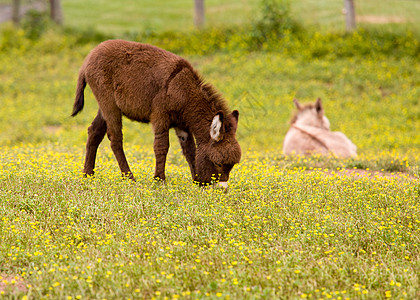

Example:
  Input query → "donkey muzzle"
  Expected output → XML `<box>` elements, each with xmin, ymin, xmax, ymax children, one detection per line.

<box><xmin>218</xmin><ymin>181</ymin><xmax>228</xmax><ymax>189</ymax></box>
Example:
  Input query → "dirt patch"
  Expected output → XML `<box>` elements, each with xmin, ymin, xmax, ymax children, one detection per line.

<box><xmin>0</xmin><ymin>273</ymin><xmax>27</xmax><ymax>294</ymax></box>
<box><xmin>43</xmin><ymin>125</ymin><xmax>62</xmax><ymax>134</ymax></box>
<box><xmin>357</xmin><ymin>15</ymin><xmax>407</xmax><ymax>24</ymax></box>
<box><xmin>319</xmin><ymin>168</ymin><xmax>417</xmax><ymax>181</ymax></box>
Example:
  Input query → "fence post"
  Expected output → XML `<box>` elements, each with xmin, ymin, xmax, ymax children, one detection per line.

<box><xmin>194</xmin><ymin>0</ymin><xmax>205</xmax><ymax>29</ymax></box>
<box><xmin>344</xmin><ymin>0</ymin><xmax>356</xmax><ymax>31</ymax></box>
<box><xmin>12</xmin><ymin>0</ymin><xmax>21</xmax><ymax>24</ymax></box>
<box><xmin>50</xmin><ymin>0</ymin><xmax>63</xmax><ymax>25</ymax></box>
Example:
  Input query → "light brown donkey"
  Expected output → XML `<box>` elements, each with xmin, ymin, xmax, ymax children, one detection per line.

<box><xmin>72</xmin><ymin>40</ymin><xmax>241</xmax><ymax>187</ymax></box>
<box><xmin>283</xmin><ymin>98</ymin><xmax>357</xmax><ymax>158</ymax></box>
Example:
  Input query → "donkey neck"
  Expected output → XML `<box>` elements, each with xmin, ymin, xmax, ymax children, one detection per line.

<box><xmin>294</xmin><ymin>110</ymin><xmax>330</xmax><ymax>129</ymax></box>
<box><xmin>292</xmin><ymin>124</ymin><xmax>329</xmax><ymax>151</ymax></box>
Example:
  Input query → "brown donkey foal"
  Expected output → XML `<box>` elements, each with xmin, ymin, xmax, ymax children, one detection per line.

<box><xmin>71</xmin><ymin>40</ymin><xmax>241</xmax><ymax>187</ymax></box>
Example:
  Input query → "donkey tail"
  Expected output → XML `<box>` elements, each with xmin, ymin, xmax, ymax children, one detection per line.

<box><xmin>71</xmin><ymin>70</ymin><xmax>87</xmax><ymax>117</ymax></box>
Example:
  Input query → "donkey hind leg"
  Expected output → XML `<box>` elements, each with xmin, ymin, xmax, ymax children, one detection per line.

<box><xmin>83</xmin><ymin>110</ymin><xmax>107</xmax><ymax>177</ymax></box>
<box><xmin>101</xmin><ymin>106</ymin><xmax>135</xmax><ymax>181</ymax></box>
<box><xmin>175</xmin><ymin>128</ymin><xmax>196</xmax><ymax>180</ymax></box>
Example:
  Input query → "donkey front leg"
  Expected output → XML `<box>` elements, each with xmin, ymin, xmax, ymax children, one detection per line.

<box><xmin>108</xmin><ymin>134</ymin><xmax>135</xmax><ymax>180</ymax></box>
<box><xmin>153</xmin><ymin>131</ymin><xmax>170</xmax><ymax>181</ymax></box>
<box><xmin>83</xmin><ymin>110</ymin><xmax>107</xmax><ymax>177</ymax></box>
<box><xmin>175</xmin><ymin>128</ymin><xmax>196</xmax><ymax>180</ymax></box>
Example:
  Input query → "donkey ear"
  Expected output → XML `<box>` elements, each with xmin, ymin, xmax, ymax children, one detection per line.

<box><xmin>210</xmin><ymin>111</ymin><xmax>224</xmax><ymax>142</ymax></box>
<box><xmin>231</xmin><ymin>110</ymin><xmax>239</xmax><ymax>122</ymax></box>
<box><xmin>315</xmin><ymin>98</ymin><xmax>323</xmax><ymax>115</ymax></box>
<box><xmin>293</xmin><ymin>99</ymin><xmax>302</xmax><ymax>110</ymax></box>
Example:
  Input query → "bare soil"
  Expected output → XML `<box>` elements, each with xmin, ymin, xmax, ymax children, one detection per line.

<box><xmin>0</xmin><ymin>274</ymin><xmax>27</xmax><ymax>293</ymax></box>
<box><xmin>0</xmin><ymin>1</ymin><xmax>45</xmax><ymax>23</ymax></box>
<box><xmin>357</xmin><ymin>15</ymin><xmax>407</xmax><ymax>24</ymax></box>
<box><xmin>319</xmin><ymin>168</ymin><xmax>418</xmax><ymax>181</ymax></box>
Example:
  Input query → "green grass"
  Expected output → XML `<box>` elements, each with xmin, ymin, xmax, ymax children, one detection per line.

<box><xmin>61</xmin><ymin>0</ymin><xmax>259</xmax><ymax>35</ymax></box>
<box><xmin>1</xmin><ymin>145</ymin><xmax>419</xmax><ymax>299</ymax></box>
<box><xmin>1</xmin><ymin>28</ymin><xmax>419</xmax><ymax>156</ymax></box>
<box><xmin>0</xmin><ymin>1</ymin><xmax>420</xmax><ymax>299</ymax></box>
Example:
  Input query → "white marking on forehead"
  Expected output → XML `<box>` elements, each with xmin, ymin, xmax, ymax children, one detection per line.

<box><xmin>210</xmin><ymin>115</ymin><xmax>222</xmax><ymax>141</ymax></box>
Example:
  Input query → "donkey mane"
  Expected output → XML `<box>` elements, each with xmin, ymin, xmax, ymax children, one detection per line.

<box><xmin>200</xmin><ymin>82</ymin><xmax>229</xmax><ymax>116</ymax></box>
<box><xmin>167</xmin><ymin>58</ymin><xmax>229</xmax><ymax>119</ymax></box>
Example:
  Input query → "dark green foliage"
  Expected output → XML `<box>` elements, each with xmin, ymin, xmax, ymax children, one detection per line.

<box><xmin>2</xmin><ymin>23</ymin><xmax>418</xmax><ymax>61</ymax></box>
<box><xmin>62</xmin><ymin>27</ymin><xmax>112</xmax><ymax>46</ymax></box>
<box><xmin>21</xmin><ymin>9</ymin><xmax>51</xmax><ymax>40</ymax></box>
<box><xmin>250</xmin><ymin>0</ymin><xmax>293</xmax><ymax>45</ymax></box>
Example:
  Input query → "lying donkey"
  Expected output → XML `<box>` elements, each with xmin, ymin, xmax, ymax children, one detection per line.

<box><xmin>283</xmin><ymin>98</ymin><xmax>357</xmax><ymax>158</ymax></box>
<box><xmin>72</xmin><ymin>40</ymin><xmax>241</xmax><ymax>187</ymax></box>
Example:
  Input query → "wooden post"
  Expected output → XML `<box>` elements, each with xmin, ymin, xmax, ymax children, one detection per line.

<box><xmin>344</xmin><ymin>0</ymin><xmax>356</xmax><ymax>31</ymax></box>
<box><xmin>50</xmin><ymin>0</ymin><xmax>63</xmax><ymax>25</ymax></box>
<box><xmin>194</xmin><ymin>0</ymin><xmax>205</xmax><ymax>29</ymax></box>
<box><xmin>12</xmin><ymin>0</ymin><xmax>21</xmax><ymax>24</ymax></box>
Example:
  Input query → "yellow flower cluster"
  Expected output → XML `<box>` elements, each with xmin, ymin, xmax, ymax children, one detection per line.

<box><xmin>0</xmin><ymin>144</ymin><xmax>418</xmax><ymax>299</ymax></box>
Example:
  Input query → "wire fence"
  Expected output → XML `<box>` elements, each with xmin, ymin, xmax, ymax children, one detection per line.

<box><xmin>0</xmin><ymin>1</ymin><xmax>419</xmax><ymax>31</ymax></box>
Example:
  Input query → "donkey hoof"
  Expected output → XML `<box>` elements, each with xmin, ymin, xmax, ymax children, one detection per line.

<box><xmin>153</xmin><ymin>176</ymin><xmax>166</xmax><ymax>183</ymax></box>
<box><xmin>122</xmin><ymin>172</ymin><xmax>136</xmax><ymax>182</ymax></box>
<box><xmin>83</xmin><ymin>172</ymin><xmax>95</xmax><ymax>179</ymax></box>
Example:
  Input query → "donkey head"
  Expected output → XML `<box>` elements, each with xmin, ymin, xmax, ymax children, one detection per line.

<box><xmin>195</xmin><ymin>110</ymin><xmax>241</xmax><ymax>187</ymax></box>
<box><xmin>293</xmin><ymin>98</ymin><xmax>330</xmax><ymax>130</ymax></box>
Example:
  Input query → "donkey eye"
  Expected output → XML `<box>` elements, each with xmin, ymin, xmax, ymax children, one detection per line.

<box><xmin>215</xmin><ymin>163</ymin><xmax>222</xmax><ymax>168</ymax></box>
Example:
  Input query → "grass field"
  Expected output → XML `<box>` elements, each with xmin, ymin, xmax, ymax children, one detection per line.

<box><xmin>1</xmin><ymin>1</ymin><xmax>420</xmax><ymax>299</ymax></box>
<box><xmin>60</xmin><ymin>0</ymin><xmax>420</xmax><ymax>34</ymax></box>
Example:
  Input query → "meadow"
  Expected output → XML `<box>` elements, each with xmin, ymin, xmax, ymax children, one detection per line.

<box><xmin>0</xmin><ymin>0</ymin><xmax>419</xmax><ymax>299</ymax></box>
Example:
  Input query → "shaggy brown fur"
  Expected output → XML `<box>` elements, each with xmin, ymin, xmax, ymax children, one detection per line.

<box><xmin>72</xmin><ymin>40</ymin><xmax>241</xmax><ymax>184</ymax></box>
<box><xmin>283</xmin><ymin>98</ymin><xmax>357</xmax><ymax>158</ymax></box>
